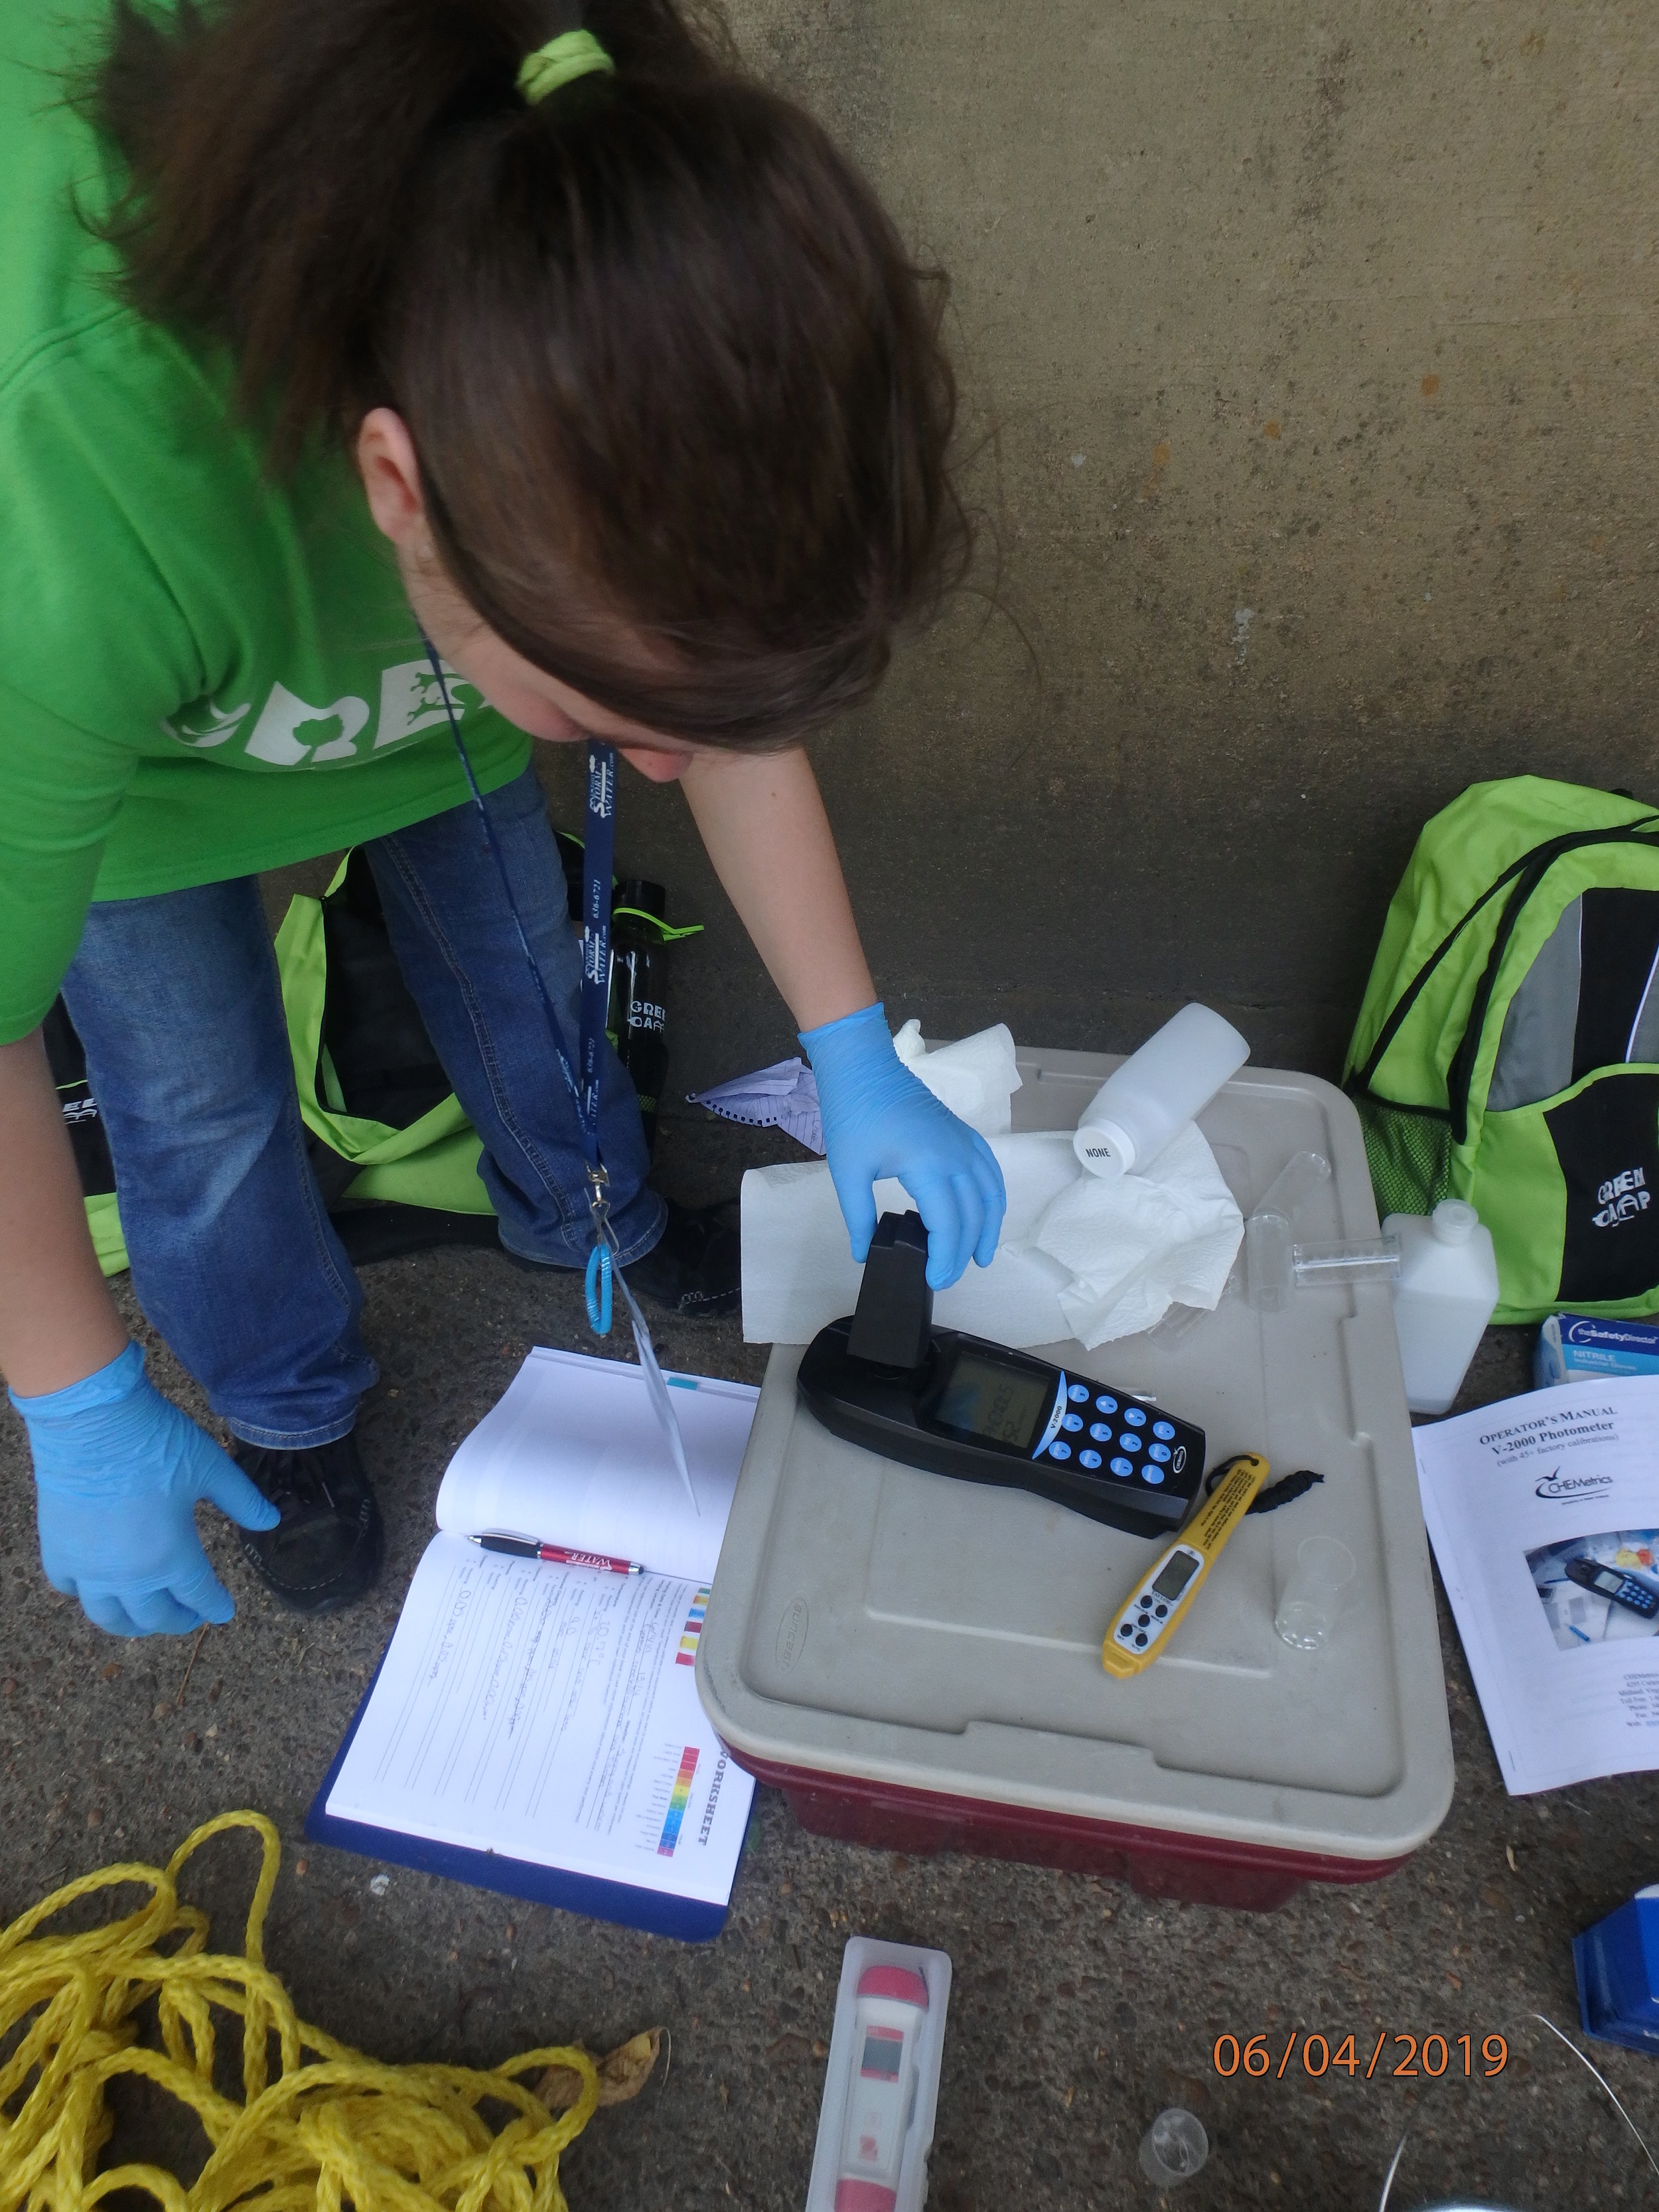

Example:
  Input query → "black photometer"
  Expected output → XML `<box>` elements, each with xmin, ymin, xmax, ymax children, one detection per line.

<box><xmin>796</xmin><ymin>1211</ymin><xmax>1206</xmax><ymax>1538</ymax></box>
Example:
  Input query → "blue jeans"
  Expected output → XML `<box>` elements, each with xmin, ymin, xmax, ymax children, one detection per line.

<box><xmin>62</xmin><ymin>767</ymin><xmax>663</xmax><ymax>1448</ymax></box>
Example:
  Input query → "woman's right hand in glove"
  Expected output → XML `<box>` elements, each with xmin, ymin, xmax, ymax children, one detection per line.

<box><xmin>10</xmin><ymin>1339</ymin><xmax>279</xmax><ymax>1637</ymax></box>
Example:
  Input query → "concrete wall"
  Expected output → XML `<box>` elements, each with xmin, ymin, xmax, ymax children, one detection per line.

<box><xmin>536</xmin><ymin>0</ymin><xmax>1659</xmax><ymax>1095</ymax></box>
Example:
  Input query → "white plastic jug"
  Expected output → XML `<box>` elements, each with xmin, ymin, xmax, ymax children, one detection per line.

<box><xmin>1383</xmin><ymin>1200</ymin><xmax>1499</xmax><ymax>1416</ymax></box>
<box><xmin>1072</xmin><ymin>1003</ymin><xmax>1250</xmax><ymax>1178</ymax></box>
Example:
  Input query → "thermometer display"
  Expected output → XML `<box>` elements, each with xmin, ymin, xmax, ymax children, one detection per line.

<box><xmin>1101</xmin><ymin>1453</ymin><xmax>1270</xmax><ymax>1678</ymax></box>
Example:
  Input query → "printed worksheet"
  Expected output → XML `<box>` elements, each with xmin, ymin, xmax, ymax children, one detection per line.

<box><xmin>326</xmin><ymin>1534</ymin><xmax>753</xmax><ymax>1903</ymax></box>
<box><xmin>1415</xmin><ymin>1376</ymin><xmax>1659</xmax><ymax>1794</ymax></box>
<box><xmin>433</xmin><ymin>1347</ymin><xmax>759</xmax><ymax>1583</ymax></box>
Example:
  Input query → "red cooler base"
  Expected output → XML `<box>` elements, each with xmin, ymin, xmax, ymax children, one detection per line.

<box><xmin>734</xmin><ymin>1753</ymin><xmax>1413</xmax><ymax>1912</ymax></box>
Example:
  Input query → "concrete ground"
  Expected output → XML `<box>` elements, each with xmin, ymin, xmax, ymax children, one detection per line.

<box><xmin>9</xmin><ymin>3</ymin><xmax>1659</xmax><ymax>2209</ymax></box>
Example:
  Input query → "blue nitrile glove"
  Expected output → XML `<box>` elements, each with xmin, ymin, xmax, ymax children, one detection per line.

<box><xmin>800</xmin><ymin>1002</ymin><xmax>1007</xmax><ymax>1290</ymax></box>
<box><xmin>10</xmin><ymin>1340</ymin><xmax>280</xmax><ymax>1639</ymax></box>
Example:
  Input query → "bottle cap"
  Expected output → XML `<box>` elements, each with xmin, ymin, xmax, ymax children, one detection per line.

<box><xmin>1073</xmin><ymin>1116</ymin><xmax>1134</xmax><ymax>1177</ymax></box>
<box><xmin>1431</xmin><ymin>1199</ymin><xmax>1479</xmax><ymax>1246</ymax></box>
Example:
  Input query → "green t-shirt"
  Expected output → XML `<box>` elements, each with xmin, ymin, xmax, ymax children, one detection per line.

<box><xmin>0</xmin><ymin>0</ymin><xmax>532</xmax><ymax>1043</ymax></box>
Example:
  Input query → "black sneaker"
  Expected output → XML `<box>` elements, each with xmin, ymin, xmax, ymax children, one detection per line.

<box><xmin>626</xmin><ymin>1197</ymin><xmax>741</xmax><ymax>1319</ymax></box>
<box><xmin>232</xmin><ymin>1432</ymin><xmax>384</xmax><ymax>1613</ymax></box>
<box><xmin>501</xmin><ymin>1195</ymin><xmax>741</xmax><ymax>1319</ymax></box>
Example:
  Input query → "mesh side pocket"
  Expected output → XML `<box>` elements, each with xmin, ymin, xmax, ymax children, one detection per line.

<box><xmin>1354</xmin><ymin>1093</ymin><xmax>1454</xmax><ymax>1220</ymax></box>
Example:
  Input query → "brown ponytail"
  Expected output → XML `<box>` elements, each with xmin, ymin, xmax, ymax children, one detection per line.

<box><xmin>82</xmin><ymin>0</ymin><xmax>967</xmax><ymax>744</ymax></box>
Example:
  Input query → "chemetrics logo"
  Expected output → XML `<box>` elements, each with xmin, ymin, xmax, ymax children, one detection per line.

<box><xmin>1535</xmin><ymin>1462</ymin><xmax>1615</xmax><ymax>1500</ymax></box>
<box><xmin>1593</xmin><ymin>1165</ymin><xmax>1650</xmax><ymax>1229</ymax></box>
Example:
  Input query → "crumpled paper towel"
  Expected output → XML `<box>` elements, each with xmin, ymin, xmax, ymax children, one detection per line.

<box><xmin>741</xmin><ymin>1118</ymin><xmax>1243</xmax><ymax>1350</ymax></box>
<box><xmin>1011</xmin><ymin>1119</ymin><xmax>1243</xmax><ymax>1346</ymax></box>
<box><xmin>893</xmin><ymin>1019</ymin><xmax>1021</xmax><ymax>1136</ymax></box>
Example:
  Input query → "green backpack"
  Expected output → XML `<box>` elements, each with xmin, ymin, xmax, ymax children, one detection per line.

<box><xmin>1344</xmin><ymin>775</ymin><xmax>1659</xmax><ymax>1324</ymax></box>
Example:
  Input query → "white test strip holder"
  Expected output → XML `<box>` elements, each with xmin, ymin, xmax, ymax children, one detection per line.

<box><xmin>805</xmin><ymin>1937</ymin><xmax>952</xmax><ymax>2212</ymax></box>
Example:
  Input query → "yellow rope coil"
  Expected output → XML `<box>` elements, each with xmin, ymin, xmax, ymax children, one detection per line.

<box><xmin>0</xmin><ymin>1812</ymin><xmax>611</xmax><ymax>2212</ymax></box>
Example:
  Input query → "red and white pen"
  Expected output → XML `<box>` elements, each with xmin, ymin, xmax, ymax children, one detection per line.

<box><xmin>468</xmin><ymin>1532</ymin><xmax>644</xmax><ymax>1576</ymax></box>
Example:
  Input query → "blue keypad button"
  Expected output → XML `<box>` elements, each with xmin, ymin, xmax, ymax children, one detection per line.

<box><xmin>1094</xmin><ymin>1394</ymin><xmax>1118</xmax><ymax>1414</ymax></box>
<box><xmin>1142</xmin><ymin>1466</ymin><xmax>1165</xmax><ymax>1485</ymax></box>
<box><xmin>1079</xmin><ymin>1449</ymin><xmax>1102</xmax><ymax>1469</ymax></box>
<box><xmin>1068</xmin><ymin>1382</ymin><xmax>1091</xmax><ymax>1402</ymax></box>
<box><xmin>1154</xmin><ymin>1604</ymin><xmax>1168</xmax><ymax>1618</ymax></box>
<box><xmin>1089</xmin><ymin>1422</ymin><xmax>1111</xmax><ymax>1442</ymax></box>
<box><xmin>1124</xmin><ymin>1406</ymin><xmax>1147</xmax><ymax>1428</ymax></box>
<box><xmin>1062</xmin><ymin>1412</ymin><xmax>1084</xmax><ymax>1432</ymax></box>
<box><xmin>1110</xmin><ymin>1456</ymin><xmax>1135</xmax><ymax>1477</ymax></box>
<box><xmin>1118</xmin><ymin>1434</ymin><xmax>1141</xmax><ymax>1453</ymax></box>
<box><xmin>1147</xmin><ymin>1442</ymin><xmax>1172</xmax><ymax>1464</ymax></box>
<box><xmin>1119</xmin><ymin>1621</ymin><xmax>1134</xmax><ymax>1638</ymax></box>
<box><xmin>1048</xmin><ymin>1440</ymin><xmax>1072</xmax><ymax>1461</ymax></box>
<box><xmin>1153</xmin><ymin>1420</ymin><xmax>1175</xmax><ymax>1441</ymax></box>
<box><xmin>1133</xmin><ymin>1631</ymin><xmax>1148</xmax><ymax>1648</ymax></box>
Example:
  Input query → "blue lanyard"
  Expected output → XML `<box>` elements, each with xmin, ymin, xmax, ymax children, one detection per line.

<box><xmin>418</xmin><ymin>639</ymin><xmax>698</xmax><ymax>1509</ymax></box>
<box><xmin>422</xmin><ymin>638</ymin><xmax>617</xmax><ymax>1329</ymax></box>
<box><xmin>576</xmin><ymin>746</ymin><xmax>616</xmax><ymax>1167</ymax></box>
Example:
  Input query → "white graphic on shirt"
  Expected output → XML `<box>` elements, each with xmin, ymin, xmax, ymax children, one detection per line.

<box><xmin>244</xmin><ymin>683</ymin><xmax>371</xmax><ymax>766</ymax></box>
<box><xmin>159</xmin><ymin>697</ymin><xmax>252</xmax><ymax>748</ymax></box>
<box><xmin>374</xmin><ymin>660</ymin><xmax>478</xmax><ymax>749</ymax></box>
<box><xmin>161</xmin><ymin>661</ymin><xmax>476</xmax><ymax>767</ymax></box>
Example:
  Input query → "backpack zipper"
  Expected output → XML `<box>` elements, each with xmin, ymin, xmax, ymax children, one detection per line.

<box><xmin>1350</xmin><ymin>815</ymin><xmax>1659</xmax><ymax>1143</ymax></box>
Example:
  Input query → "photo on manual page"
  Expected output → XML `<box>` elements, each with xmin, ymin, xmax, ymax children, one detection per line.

<box><xmin>1527</xmin><ymin>1530</ymin><xmax>1659</xmax><ymax>1652</ymax></box>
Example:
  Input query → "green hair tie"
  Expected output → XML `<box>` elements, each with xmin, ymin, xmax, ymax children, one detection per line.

<box><xmin>517</xmin><ymin>28</ymin><xmax>615</xmax><ymax>104</ymax></box>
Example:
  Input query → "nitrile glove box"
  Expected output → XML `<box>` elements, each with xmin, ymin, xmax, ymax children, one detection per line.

<box><xmin>1575</xmin><ymin>1887</ymin><xmax>1659</xmax><ymax>2053</ymax></box>
<box><xmin>1536</xmin><ymin>1313</ymin><xmax>1659</xmax><ymax>1390</ymax></box>
<box><xmin>699</xmin><ymin>1050</ymin><xmax>1455</xmax><ymax>1911</ymax></box>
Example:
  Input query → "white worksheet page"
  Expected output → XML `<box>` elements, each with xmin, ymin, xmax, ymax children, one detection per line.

<box><xmin>434</xmin><ymin>1348</ymin><xmax>758</xmax><ymax>1584</ymax></box>
<box><xmin>1415</xmin><ymin>1377</ymin><xmax>1659</xmax><ymax>1794</ymax></box>
<box><xmin>325</xmin><ymin>1534</ymin><xmax>754</xmax><ymax>1904</ymax></box>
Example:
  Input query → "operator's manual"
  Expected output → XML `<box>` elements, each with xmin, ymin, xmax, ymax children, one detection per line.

<box><xmin>1414</xmin><ymin>1375</ymin><xmax>1659</xmax><ymax>1795</ymax></box>
<box><xmin>306</xmin><ymin>1348</ymin><xmax>759</xmax><ymax>1937</ymax></box>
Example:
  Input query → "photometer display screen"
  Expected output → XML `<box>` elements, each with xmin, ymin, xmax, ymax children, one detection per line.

<box><xmin>1152</xmin><ymin>1551</ymin><xmax>1201</xmax><ymax>1603</ymax></box>
<box><xmin>1595</xmin><ymin>1568</ymin><xmax>1624</xmax><ymax>1595</ymax></box>
<box><xmin>936</xmin><ymin>1353</ymin><xmax>1050</xmax><ymax>1447</ymax></box>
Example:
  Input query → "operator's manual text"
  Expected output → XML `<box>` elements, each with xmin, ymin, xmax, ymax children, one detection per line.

<box><xmin>1415</xmin><ymin>1375</ymin><xmax>1659</xmax><ymax>1795</ymax></box>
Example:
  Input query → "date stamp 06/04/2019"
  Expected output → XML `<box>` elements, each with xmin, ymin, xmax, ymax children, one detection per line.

<box><xmin>1214</xmin><ymin>2031</ymin><xmax>1510</xmax><ymax>2083</ymax></box>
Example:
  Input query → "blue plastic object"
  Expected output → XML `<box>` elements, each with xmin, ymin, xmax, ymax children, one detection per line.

<box><xmin>585</xmin><ymin>1241</ymin><xmax>614</xmax><ymax>1335</ymax></box>
<box><xmin>1537</xmin><ymin>1312</ymin><xmax>1659</xmax><ymax>1389</ymax></box>
<box><xmin>1573</xmin><ymin>1887</ymin><xmax>1659</xmax><ymax>2053</ymax></box>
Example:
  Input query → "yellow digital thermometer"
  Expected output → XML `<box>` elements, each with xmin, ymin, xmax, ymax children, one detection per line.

<box><xmin>1102</xmin><ymin>1453</ymin><xmax>1270</xmax><ymax>1677</ymax></box>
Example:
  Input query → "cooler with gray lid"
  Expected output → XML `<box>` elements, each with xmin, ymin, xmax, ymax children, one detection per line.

<box><xmin>697</xmin><ymin>1049</ymin><xmax>1455</xmax><ymax>1909</ymax></box>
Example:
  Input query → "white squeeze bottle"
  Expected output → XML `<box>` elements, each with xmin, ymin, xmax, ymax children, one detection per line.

<box><xmin>1073</xmin><ymin>1003</ymin><xmax>1250</xmax><ymax>1178</ymax></box>
<box><xmin>1383</xmin><ymin>1199</ymin><xmax>1499</xmax><ymax>1416</ymax></box>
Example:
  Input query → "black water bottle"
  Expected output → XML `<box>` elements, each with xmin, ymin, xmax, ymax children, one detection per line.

<box><xmin>608</xmin><ymin>879</ymin><xmax>672</xmax><ymax>1157</ymax></box>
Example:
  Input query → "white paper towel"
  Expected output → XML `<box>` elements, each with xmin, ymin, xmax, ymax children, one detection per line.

<box><xmin>741</xmin><ymin>1133</ymin><xmax>1078</xmax><ymax>1347</ymax></box>
<box><xmin>1015</xmin><ymin>1120</ymin><xmax>1244</xmax><ymax>1346</ymax></box>
<box><xmin>893</xmin><ymin>1020</ymin><xmax>1021</xmax><ymax>1137</ymax></box>
<box><xmin>741</xmin><ymin>1120</ymin><xmax>1244</xmax><ymax>1350</ymax></box>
